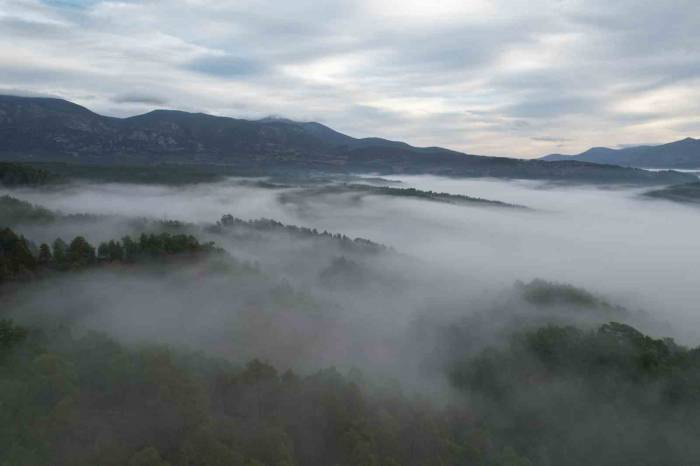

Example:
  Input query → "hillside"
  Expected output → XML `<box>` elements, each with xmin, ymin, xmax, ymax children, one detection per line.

<box><xmin>644</xmin><ymin>182</ymin><xmax>700</xmax><ymax>205</ymax></box>
<box><xmin>0</xmin><ymin>95</ymin><xmax>695</xmax><ymax>185</ymax></box>
<box><xmin>542</xmin><ymin>137</ymin><xmax>700</xmax><ymax>169</ymax></box>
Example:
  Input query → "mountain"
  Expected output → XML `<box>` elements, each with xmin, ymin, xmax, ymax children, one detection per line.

<box><xmin>542</xmin><ymin>138</ymin><xmax>700</xmax><ymax>168</ymax></box>
<box><xmin>0</xmin><ymin>95</ymin><xmax>694</xmax><ymax>185</ymax></box>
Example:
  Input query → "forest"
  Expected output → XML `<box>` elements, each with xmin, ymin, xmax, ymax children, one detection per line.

<box><xmin>2</xmin><ymin>162</ymin><xmax>700</xmax><ymax>466</ymax></box>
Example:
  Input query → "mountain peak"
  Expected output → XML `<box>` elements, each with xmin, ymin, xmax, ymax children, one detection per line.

<box><xmin>0</xmin><ymin>94</ymin><xmax>95</xmax><ymax>115</ymax></box>
<box><xmin>258</xmin><ymin>115</ymin><xmax>298</xmax><ymax>124</ymax></box>
<box><xmin>541</xmin><ymin>137</ymin><xmax>700</xmax><ymax>169</ymax></box>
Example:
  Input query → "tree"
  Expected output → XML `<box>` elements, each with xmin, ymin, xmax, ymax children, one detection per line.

<box><xmin>38</xmin><ymin>243</ymin><xmax>52</xmax><ymax>264</ymax></box>
<box><xmin>221</xmin><ymin>214</ymin><xmax>235</xmax><ymax>226</ymax></box>
<box><xmin>52</xmin><ymin>238</ymin><xmax>68</xmax><ymax>266</ymax></box>
<box><xmin>122</xmin><ymin>235</ymin><xmax>138</xmax><ymax>261</ymax></box>
<box><xmin>0</xmin><ymin>228</ymin><xmax>37</xmax><ymax>281</ymax></box>
<box><xmin>98</xmin><ymin>240</ymin><xmax>124</xmax><ymax>262</ymax></box>
<box><xmin>66</xmin><ymin>236</ymin><xmax>96</xmax><ymax>267</ymax></box>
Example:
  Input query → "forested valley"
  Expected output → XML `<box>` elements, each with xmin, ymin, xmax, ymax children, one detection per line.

<box><xmin>2</xmin><ymin>162</ymin><xmax>700</xmax><ymax>466</ymax></box>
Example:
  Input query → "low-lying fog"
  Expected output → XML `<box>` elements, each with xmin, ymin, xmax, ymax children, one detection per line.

<box><xmin>3</xmin><ymin>174</ymin><xmax>700</xmax><ymax>378</ymax></box>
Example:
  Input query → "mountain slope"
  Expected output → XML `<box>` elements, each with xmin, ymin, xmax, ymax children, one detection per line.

<box><xmin>542</xmin><ymin>138</ymin><xmax>700</xmax><ymax>168</ymax></box>
<box><xmin>645</xmin><ymin>182</ymin><xmax>700</xmax><ymax>205</ymax></box>
<box><xmin>0</xmin><ymin>95</ymin><xmax>694</xmax><ymax>185</ymax></box>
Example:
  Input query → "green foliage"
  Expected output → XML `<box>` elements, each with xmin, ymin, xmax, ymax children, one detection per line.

<box><xmin>0</xmin><ymin>227</ymin><xmax>37</xmax><ymax>281</ymax></box>
<box><xmin>517</xmin><ymin>279</ymin><xmax>605</xmax><ymax>308</ymax></box>
<box><xmin>214</xmin><ymin>215</ymin><xmax>386</xmax><ymax>254</ymax></box>
<box><xmin>99</xmin><ymin>232</ymin><xmax>217</xmax><ymax>262</ymax></box>
<box><xmin>97</xmin><ymin>240</ymin><xmax>124</xmax><ymax>261</ymax></box>
<box><xmin>25</xmin><ymin>162</ymin><xmax>225</xmax><ymax>186</ymax></box>
<box><xmin>0</xmin><ymin>162</ymin><xmax>53</xmax><ymax>187</ymax></box>
<box><xmin>37</xmin><ymin>243</ymin><xmax>52</xmax><ymax>264</ymax></box>
<box><xmin>52</xmin><ymin>238</ymin><xmax>67</xmax><ymax>265</ymax></box>
<box><xmin>277</xmin><ymin>184</ymin><xmax>526</xmax><ymax>209</ymax></box>
<box><xmin>5</xmin><ymin>307</ymin><xmax>699</xmax><ymax>466</ymax></box>
<box><xmin>448</xmin><ymin>322</ymin><xmax>700</xmax><ymax>465</ymax></box>
<box><xmin>353</xmin><ymin>184</ymin><xmax>525</xmax><ymax>209</ymax></box>
<box><xmin>0</xmin><ymin>322</ymin><xmax>475</xmax><ymax>466</ymax></box>
<box><xmin>66</xmin><ymin>236</ymin><xmax>96</xmax><ymax>268</ymax></box>
<box><xmin>0</xmin><ymin>195</ymin><xmax>56</xmax><ymax>225</ymax></box>
<box><xmin>0</xmin><ymin>227</ymin><xmax>220</xmax><ymax>283</ymax></box>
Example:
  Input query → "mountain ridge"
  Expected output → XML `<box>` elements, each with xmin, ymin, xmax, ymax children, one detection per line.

<box><xmin>0</xmin><ymin>95</ymin><xmax>694</xmax><ymax>185</ymax></box>
<box><xmin>542</xmin><ymin>137</ymin><xmax>700</xmax><ymax>168</ymax></box>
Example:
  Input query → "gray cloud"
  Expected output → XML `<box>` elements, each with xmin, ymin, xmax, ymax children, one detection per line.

<box><xmin>507</xmin><ymin>96</ymin><xmax>602</xmax><ymax>118</ymax></box>
<box><xmin>112</xmin><ymin>93</ymin><xmax>169</xmax><ymax>106</ymax></box>
<box><xmin>532</xmin><ymin>136</ymin><xmax>572</xmax><ymax>143</ymax></box>
<box><xmin>1</xmin><ymin>0</ymin><xmax>699</xmax><ymax>156</ymax></box>
<box><xmin>187</xmin><ymin>55</ymin><xmax>267</xmax><ymax>78</ymax></box>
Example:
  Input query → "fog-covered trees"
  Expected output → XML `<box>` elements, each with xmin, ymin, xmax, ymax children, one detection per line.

<box><xmin>0</xmin><ymin>195</ymin><xmax>56</xmax><ymax>225</ymax></box>
<box><xmin>0</xmin><ymin>227</ymin><xmax>36</xmax><ymax>281</ymax></box>
<box><xmin>214</xmin><ymin>215</ymin><xmax>386</xmax><ymax>254</ymax></box>
<box><xmin>37</xmin><ymin>243</ymin><xmax>52</xmax><ymax>264</ymax></box>
<box><xmin>52</xmin><ymin>238</ymin><xmax>68</xmax><ymax>265</ymax></box>
<box><xmin>7</xmin><ymin>312</ymin><xmax>695</xmax><ymax>466</ymax></box>
<box><xmin>66</xmin><ymin>236</ymin><xmax>96</xmax><ymax>267</ymax></box>
<box><xmin>0</xmin><ymin>228</ymin><xmax>219</xmax><ymax>283</ymax></box>
<box><xmin>447</xmin><ymin>322</ymin><xmax>700</xmax><ymax>465</ymax></box>
<box><xmin>0</xmin><ymin>321</ymin><xmax>482</xmax><ymax>466</ymax></box>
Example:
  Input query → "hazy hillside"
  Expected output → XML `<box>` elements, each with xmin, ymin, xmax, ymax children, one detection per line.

<box><xmin>542</xmin><ymin>137</ymin><xmax>700</xmax><ymax>168</ymax></box>
<box><xmin>645</xmin><ymin>182</ymin><xmax>700</xmax><ymax>205</ymax></box>
<box><xmin>0</xmin><ymin>95</ymin><xmax>694</xmax><ymax>185</ymax></box>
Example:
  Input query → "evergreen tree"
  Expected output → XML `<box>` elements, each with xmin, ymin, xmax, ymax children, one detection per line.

<box><xmin>37</xmin><ymin>243</ymin><xmax>52</xmax><ymax>264</ymax></box>
<box><xmin>0</xmin><ymin>228</ymin><xmax>37</xmax><ymax>281</ymax></box>
<box><xmin>66</xmin><ymin>236</ymin><xmax>96</xmax><ymax>267</ymax></box>
<box><xmin>52</xmin><ymin>238</ymin><xmax>68</xmax><ymax>266</ymax></box>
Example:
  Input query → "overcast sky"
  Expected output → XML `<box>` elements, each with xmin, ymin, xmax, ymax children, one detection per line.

<box><xmin>1</xmin><ymin>0</ymin><xmax>699</xmax><ymax>157</ymax></box>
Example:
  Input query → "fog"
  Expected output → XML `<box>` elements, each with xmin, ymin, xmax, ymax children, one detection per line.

<box><xmin>7</xmin><ymin>177</ymin><xmax>700</xmax><ymax>313</ymax></box>
<box><xmin>2</xmin><ymin>174</ymin><xmax>700</xmax><ymax>388</ymax></box>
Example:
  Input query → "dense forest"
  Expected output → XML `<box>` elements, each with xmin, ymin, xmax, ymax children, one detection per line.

<box><xmin>3</xmin><ymin>219</ymin><xmax>700</xmax><ymax>465</ymax></box>
<box><xmin>3</xmin><ymin>298</ymin><xmax>700</xmax><ymax>465</ymax></box>
<box><xmin>22</xmin><ymin>162</ymin><xmax>228</xmax><ymax>186</ymax></box>
<box><xmin>0</xmin><ymin>162</ymin><xmax>54</xmax><ymax>186</ymax></box>
<box><xmin>2</xmin><ymin>162</ymin><xmax>700</xmax><ymax>465</ymax></box>
<box><xmin>0</xmin><ymin>316</ymin><xmax>505</xmax><ymax>466</ymax></box>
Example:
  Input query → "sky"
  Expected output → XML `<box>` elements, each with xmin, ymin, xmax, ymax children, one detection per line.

<box><xmin>1</xmin><ymin>0</ymin><xmax>699</xmax><ymax>158</ymax></box>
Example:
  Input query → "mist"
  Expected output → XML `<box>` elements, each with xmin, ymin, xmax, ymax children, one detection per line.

<box><xmin>4</xmin><ymin>172</ymin><xmax>700</xmax><ymax>465</ymax></box>
<box><xmin>3</xmin><ymin>175</ymin><xmax>699</xmax><ymax>347</ymax></box>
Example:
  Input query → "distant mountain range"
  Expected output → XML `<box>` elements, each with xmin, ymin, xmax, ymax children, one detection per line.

<box><xmin>0</xmin><ymin>95</ymin><xmax>694</xmax><ymax>185</ymax></box>
<box><xmin>541</xmin><ymin>138</ymin><xmax>700</xmax><ymax>169</ymax></box>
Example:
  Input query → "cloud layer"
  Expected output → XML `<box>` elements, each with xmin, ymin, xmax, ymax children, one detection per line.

<box><xmin>1</xmin><ymin>0</ymin><xmax>699</xmax><ymax>157</ymax></box>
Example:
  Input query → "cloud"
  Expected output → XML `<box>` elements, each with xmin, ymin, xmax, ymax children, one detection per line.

<box><xmin>112</xmin><ymin>93</ymin><xmax>168</xmax><ymax>106</ymax></box>
<box><xmin>1</xmin><ymin>0</ymin><xmax>699</xmax><ymax>157</ymax></box>
<box><xmin>532</xmin><ymin>136</ymin><xmax>572</xmax><ymax>143</ymax></box>
<box><xmin>40</xmin><ymin>0</ymin><xmax>99</xmax><ymax>9</ymax></box>
<box><xmin>0</xmin><ymin>87</ymin><xmax>60</xmax><ymax>98</ymax></box>
<box><xmin>507</xmin><ymin>95</ymin><xmax>601</xmax><ymax>118</ymax></box>
<box><xmin>187</xmin><ymin>55</ymin><xmax>267</xmax><ymax>78</ymax></box>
